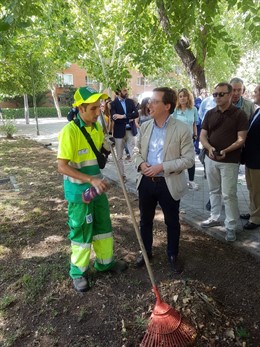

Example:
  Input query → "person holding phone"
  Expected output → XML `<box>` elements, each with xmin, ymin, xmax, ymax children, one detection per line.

<box><xmin>200</xmin><ymin>82</ymin><xmax>248</xmax><ymax>242</ymax></box>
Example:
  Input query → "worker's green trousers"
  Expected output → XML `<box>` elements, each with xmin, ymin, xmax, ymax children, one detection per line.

<box><xmin>67</xmin><ymin>193</ymin><xmax>114</xmax><ymax>279</ymax></box>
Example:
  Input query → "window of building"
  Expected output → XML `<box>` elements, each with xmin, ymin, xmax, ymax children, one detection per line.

<box><xmin>86</xmin><ymin>76</ymin><xmax>95</xmax><ymax>85</ymax></box>
<box><xmin>63</xmin><ymin>74</ymin><xmax>73</xmax><ymax>85</ymax></box>
<box><xmin>137</xmin><ymin>77</ymin><xmax>145</xmax><ymax>86</ymax></box>
<box><xmin>137</xmin><ymin>77</ymin><xmax>151</xmax><ymax>86</ymax></box>
<box><xmin>56</xmin><ymin>73</ymin><xmax>73</xmax><ymax>87</ymax></box>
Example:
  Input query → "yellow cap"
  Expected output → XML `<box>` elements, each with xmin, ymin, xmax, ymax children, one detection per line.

<box><xmin>73</xmin><ymin>86</ymin><xmax>108</xmax><ymax>107</ymax></box>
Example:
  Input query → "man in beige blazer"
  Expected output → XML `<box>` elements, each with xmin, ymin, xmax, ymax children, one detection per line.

<box><xmin>133</xmin><ymin>87</ymin><xmax>194</xmax><ymax>274</ymax></box>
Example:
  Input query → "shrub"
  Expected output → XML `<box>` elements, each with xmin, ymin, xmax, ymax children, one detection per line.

<box><xmin>0</xmin><ymin>120</ymin><xmax>17</xmax><ymax>139</ymax></box>
<box><xmin>2</xmin><ymin>107</ymin><xmax>71</xmax><ymax>119</ymax></box>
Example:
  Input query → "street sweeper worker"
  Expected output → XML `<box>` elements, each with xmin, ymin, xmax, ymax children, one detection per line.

<box><xmin>57</xmin><ymin>86</ymin><xmax>128</xmax><ymax>292</ymax></box>
<box><xmin>133</xmin><ymin>87</ymin><xmax>195</xmax><ymax>274</ymax></box>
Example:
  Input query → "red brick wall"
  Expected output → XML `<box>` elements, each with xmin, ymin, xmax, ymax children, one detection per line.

<box><xmin>129</xmin><ymin>70</ymin><xmax>154</xmax><ymax>100</ymax></box>
<box><xmin>61</xmin><ymin>63</ymin><xmax>86</xmax><ymax>87</ymax></box>
<box><xmin>0</xmin><ymin>101</ymin><xmax>19</xmax><ymax>108</ymax></box>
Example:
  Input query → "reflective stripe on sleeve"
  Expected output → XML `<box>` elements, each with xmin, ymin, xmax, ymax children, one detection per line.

<box><xmin>69</xmin><ymin>159</ymin><xmax>98</xmax><ymax>169</ymax></box>
<box><xmin>64</xmin><ymin>173</ymin><xmax>103</xmax><ymax>184</ymax></box>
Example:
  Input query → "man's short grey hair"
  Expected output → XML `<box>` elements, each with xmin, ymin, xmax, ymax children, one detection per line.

<box><xmin>214</xmin><ymin>82</ymin><xmax>233</xmax><ymax>93</ymax></box>
<box><xmin>230</xmin><ymin>77</ymin><xmax>244</xmax><ymax>85</ymax></box>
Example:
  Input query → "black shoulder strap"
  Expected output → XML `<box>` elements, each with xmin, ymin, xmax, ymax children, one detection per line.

<box><xmin>74</xmin><ymin>119</ymin><xmax>100</xmax><ymax>158</ymax></box>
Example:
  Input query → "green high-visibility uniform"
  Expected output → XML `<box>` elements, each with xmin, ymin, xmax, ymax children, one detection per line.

<box><xmin>57</xmin><ymin>116</ymin><xmax>114</xmax><ymax>279</ymax></box>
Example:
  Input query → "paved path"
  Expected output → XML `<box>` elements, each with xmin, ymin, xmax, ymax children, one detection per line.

<box><xmin>12</xmin><ymin>117</ymin><xmax>260</xmax><ymax>259</ymax></box>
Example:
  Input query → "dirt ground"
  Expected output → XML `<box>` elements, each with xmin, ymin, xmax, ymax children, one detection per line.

<box><xmin>0</xmin><ymin>137</ymin><xmax>259</xmax><ymax>347</ymax></box>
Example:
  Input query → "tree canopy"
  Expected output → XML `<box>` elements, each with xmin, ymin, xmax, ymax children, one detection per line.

<box><xmin>0</xmin><ymin>0</ymin><xmax>259</xmax><ymax>97</ymax></box>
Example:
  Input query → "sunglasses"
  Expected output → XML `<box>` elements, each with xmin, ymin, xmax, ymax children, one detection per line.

<box><xmin>212</xmin><ymin>92</ymin><xmax>230</xmax><ymax>97</ymax></box>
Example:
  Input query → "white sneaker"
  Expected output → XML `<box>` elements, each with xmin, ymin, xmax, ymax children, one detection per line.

<box><xmin>188</xmin><ymin>181</ymin><xmax>199</xmax><ymax>190</ymax></box>
<box><xmin>201</xmin><ymin>218</ymin><xmax>221</xmax><ymax>228</ymax></box>
<box><xmin>225</xmin><ymin>229</ymin><xmax>236</xmax><ymax>242</ymax></box>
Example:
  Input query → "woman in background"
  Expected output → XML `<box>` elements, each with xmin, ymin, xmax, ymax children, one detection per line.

<box><xmin>135</xmin><ymin>97</ymin><xmax>151</xmax><ymax>130</ymax></box>
<box><xmin>173</xmin><ymin>88</ymin><xmax>199</xmax><ymax>190</ymax></box>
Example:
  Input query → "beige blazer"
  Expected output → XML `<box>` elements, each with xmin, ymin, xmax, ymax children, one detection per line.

<box><xmin>133</xmin><ymin>116</ymin><xmax>195</xmax><ymax>201</ymax></box>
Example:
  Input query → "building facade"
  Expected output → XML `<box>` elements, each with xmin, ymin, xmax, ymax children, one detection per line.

<box><xmin>0</xmin><ymin>63</ymin><xmax>156</xmax><ymax>109</ymax></box>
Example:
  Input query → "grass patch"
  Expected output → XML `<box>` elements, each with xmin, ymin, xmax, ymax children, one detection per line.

<box><xmin>0</xmin><ymin>295</ymin><xmax>16</xmax><ymax>311</ymax></box>
<box><xmin>237</xmin><ymin>326</ymin><xmax>250</xmax><ymax>339</ymax></box>
<box><xmin>20</xmin><ymin>261</ymin><xmax>67</xmax><ymax>303</ymax></box>
<box><xmin>2</xmin><ymin>329</ymin><xmax>25</xmax><ymax>347</ymax></box>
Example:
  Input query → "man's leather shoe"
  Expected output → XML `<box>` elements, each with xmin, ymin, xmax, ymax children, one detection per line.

<box><xmin>135</xmin><ymin>253</ymin><xmax>152</xmax><ymax>268</ymax></box>
<box><xmin>240</xmin><ymin>213</ymin><xmax>250</xmax><ymax>220</ymax></box>
<box><xmin>169</xmin><ymin>256</ymin><xmax>183</xmax><ymax>274</ymax></box>
<box><xmin>244</xmin><ymin>222</ymin><xmax>260</xmax><ymax>230</ymax></box>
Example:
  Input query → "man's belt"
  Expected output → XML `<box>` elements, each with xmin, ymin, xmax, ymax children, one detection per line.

<box><xmin>145</xmin><ymin>176</ymin><xmax>165</xmax><ymax>182</ymax></box>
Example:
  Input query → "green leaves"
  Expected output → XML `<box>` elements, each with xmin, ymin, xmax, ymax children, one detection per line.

<box><xmin>0</xmin><ymin>0</ymin><xmax>259</xmax><ymax>97</ymax></box>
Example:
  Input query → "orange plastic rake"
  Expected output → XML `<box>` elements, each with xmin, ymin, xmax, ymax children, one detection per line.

<box><xmin>141</xmin><ymin>286</ymin><xmax>196</xmax><ymax>346</ymax></box>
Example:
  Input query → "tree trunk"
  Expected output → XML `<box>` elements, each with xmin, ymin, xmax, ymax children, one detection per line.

<box><xmin>33</xmin><ymin>93</ymin><xmax>40</xmax><ymax>136</ymax></box>
<box><xmin>50</xmin><ymin>84</ymin><xmax>62</xmax><ymax>118</ymax></box>
<box><xmin>24</xmin><ymin>94</ymin><xmax>30</xmax><ymax>124</ymax></box>
<box><xmin>174</xmin><ymin>37</ymin><xmax>206</xmax><ymax>96</ymax></box>
<box><xmin>156</xmin><ymin>2</ymin><xmax>206</xmax><ymax>96</ymax></box>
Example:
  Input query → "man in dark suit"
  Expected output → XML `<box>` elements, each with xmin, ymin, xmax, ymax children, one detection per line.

<box><xmin>110</xmin><ymin>86</ymin><xmax>139</xmax><ymax>181</ymax></box>
<box><xmin>240</xmin><ymin>84</ymin><xmax>260</xmax><ymax>230</ymax></box>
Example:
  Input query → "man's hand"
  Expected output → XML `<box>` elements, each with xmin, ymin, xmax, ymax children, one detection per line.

<box><xmin>208</xmin><ymin>147</ymin><xmax>216</xmax><ymax>159</ymax></box>
<box><xmin>89</xmin><ymin>177</ymin><xmax>109</xmax><ymax>194</ymax></box>
<box><xmin>214</xmin><ymin>150</ymin><xmax>226</xmax><ymax>160</ymax></box>
<box><xmin>103</xmin><ymin>134</ymin><xmax>115</xmax><ymax>150</ymax></box>
<box><xmin>140</xmin><ymin>162</ymin><xmax>163</xmax><ymax>177</ymax></box>
<box><xmin>208</xmin><ymin>147</ymin><xmax>226</xmax><ymax>160</ymax></box>
<box><xmin>112</xmin><ymin>113</ymin><xmax>125</xmax><ymax>120</ymax></box>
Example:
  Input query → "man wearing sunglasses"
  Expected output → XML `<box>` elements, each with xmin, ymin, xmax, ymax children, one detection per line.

<box><xmin>200</xmin><ymin>82</ymin><xmax>248</xmax><ymax>242</ymax></box>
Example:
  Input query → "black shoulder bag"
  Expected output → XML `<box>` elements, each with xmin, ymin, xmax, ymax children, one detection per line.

<box><xmin>74</xmin><ymin>119</ymin><xmax>108</xmax><ymax>169</ymax></box>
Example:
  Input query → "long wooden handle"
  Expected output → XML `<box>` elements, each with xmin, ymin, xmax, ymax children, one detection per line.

<box><xmin>100</xmin><ymin>112</ymin><xmax>157</xmax><ymax>287</ymax></box>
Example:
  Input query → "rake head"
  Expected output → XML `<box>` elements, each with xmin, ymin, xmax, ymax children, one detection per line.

<box><xmin>140</xmin><ymin>288</ymin><xmax>196</xmax><ymax>347</ymax></box>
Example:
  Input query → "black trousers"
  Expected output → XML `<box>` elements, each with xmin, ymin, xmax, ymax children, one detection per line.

<box><xmin>138</xmin><ymin>175</ymin><xmax>180</xmax><ymax>258</ymax></box>
<box><xmin>188</xmin><ymin>164</ymin><xmax>195</xmax><ymax>181</ymax></box>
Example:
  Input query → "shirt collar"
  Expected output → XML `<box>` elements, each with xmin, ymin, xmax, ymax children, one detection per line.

<box><xmin>234</xmin><ymin>96</ymin><xmax>243</xmax><ymax>108</ymax></box>
<box><xmin>216</xmin><ymin>104</ymin><xmax>235</xmax><ymax>114</ymax></box>
<box><xmin>77</xmin><ymin>114</ymin><xmax>98</xmax><ymax>130</ymax></box>
<box><xmin>118</xmin><ymin>96</ymin><xmax>126</xmax><ymax>102</ymax></box>
<box><xmin>153</xmin><ymin>115</ymin><xmax>171</xmax><ymax>128</ymax></box>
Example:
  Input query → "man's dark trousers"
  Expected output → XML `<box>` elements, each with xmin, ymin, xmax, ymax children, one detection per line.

<box><xmin>138</xmin><ymin>175</ymin><xmax>180</xmax><ymax>258</ymax></box>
